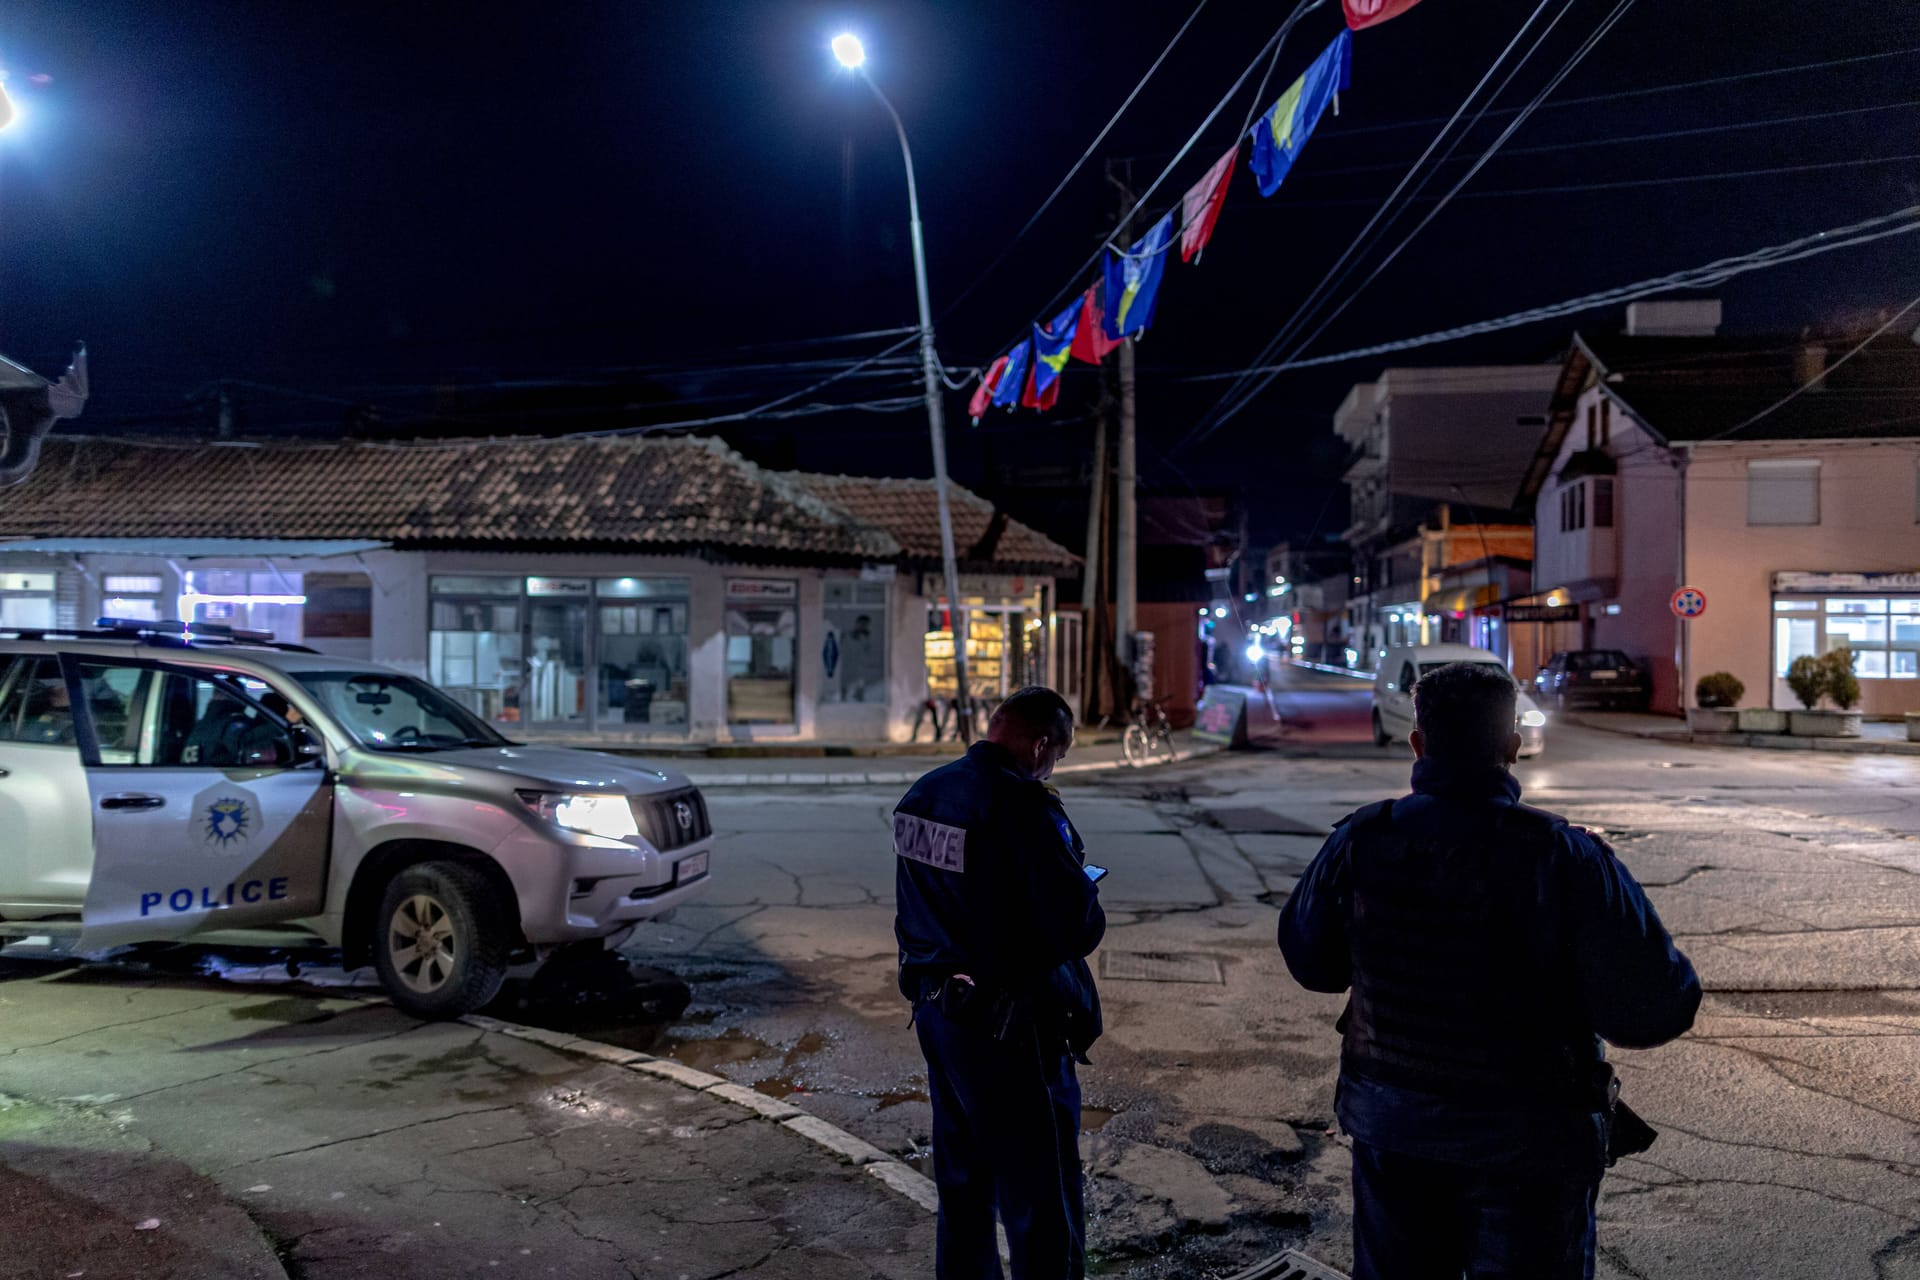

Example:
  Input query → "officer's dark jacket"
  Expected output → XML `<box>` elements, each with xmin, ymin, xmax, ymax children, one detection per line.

<box><xmin>1278</xmin><ymin>756</ymin><xmax>1700</xmax><ymax>1166</ymax></box>
<box><xmin>894</xmin><ymin>742</ymin><xmax>1105</xmax><ymax>1052</ymax></box>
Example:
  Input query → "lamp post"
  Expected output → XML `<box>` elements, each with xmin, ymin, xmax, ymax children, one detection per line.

<box><xmin>832</xmin><ymin>34</ymin><xmax>972</xmax><ymax>741</ymax></box>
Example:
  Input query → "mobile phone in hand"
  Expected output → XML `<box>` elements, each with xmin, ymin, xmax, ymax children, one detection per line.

<box><xmin>1084</xmin><ymin>864</ymin><xmax>1109</xmax><ymax>884</ymax></box>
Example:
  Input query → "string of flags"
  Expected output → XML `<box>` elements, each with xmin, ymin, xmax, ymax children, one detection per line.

<box><xmin>969</xmin><ymin>0</ymin><xmax>1423</xmax><ymax>422</ymax></box>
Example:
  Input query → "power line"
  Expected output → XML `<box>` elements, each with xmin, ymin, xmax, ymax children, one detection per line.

<box><xmin>1177</xmin><ymin>204</ymin><xmax>1920</xmax><ymax>382</ymax></box>
<box><xmin>1331</xmin><ymin>44</ymin><xmax>1920</xmax><ymax>137</ymax></box>
<box><xmin>1217</xmin><ymin>0</ymin><xmax>1641</xmax><ymax>440</ymax></box>
<box><xmin>1311</xmin><ymin>97</ymin><xmax>1920</xmax><ymax>177</ymax></box>
<box><xmin>938</xmin><ymin>0</ymin><xmax>1212</xmax><ymax>320</ymax></box>
<box><xmin>1185</xmin><ymin>0</ymin><xmax>1571</xmax><ymax>440</ymax></box>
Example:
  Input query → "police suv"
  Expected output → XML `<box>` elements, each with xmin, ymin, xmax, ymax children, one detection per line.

<box><xmin>0</xmin><ymin>620</ymin><xmax>714</xmax><ymax>1017</ymax></box>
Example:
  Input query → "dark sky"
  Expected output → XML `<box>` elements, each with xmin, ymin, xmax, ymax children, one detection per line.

<box><xmin>2</xmin><ymin>0</ymin><xmax>1917</xmax><ymax>546</ymax></box>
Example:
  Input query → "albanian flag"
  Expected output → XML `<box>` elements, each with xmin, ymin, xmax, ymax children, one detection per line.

<box><xmin>1024</xmin><ymin>299</ymin><xmax>1080</xmax><ymax>410</ymax></box>
<box><xmin>1070</xmin><ymin>282</ymin><xmax>1123</xmax><ymax>364</ymax></box>
<box><xmin>1345</xmin><ymin>0</ymin><xmax>1426</xmax><ymax>29</ymax></box>
<box><xmin>1180</xmin><ymin>145</ymin><xmax>1237</xmax><ymax>264</ymax></box>
<box><xmin>1250</xmin><ymin>30</ymin><xmax>1351</xmax><ymax>198</ymax></box>
<box><xmin>969</xmin><ymin>354</ymin><xmax>1010</xmax><ymax>421</ymax></box>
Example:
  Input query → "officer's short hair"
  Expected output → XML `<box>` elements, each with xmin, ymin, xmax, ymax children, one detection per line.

<box><xmin>1413</xmin><ymin>662</ymin><xmax>1517</xmax><ymax>764</ymax></box>
<box><xmin>990</xmin><ymin>686</ymin><xmax>1074</xmax><ymax>743</ymax></box>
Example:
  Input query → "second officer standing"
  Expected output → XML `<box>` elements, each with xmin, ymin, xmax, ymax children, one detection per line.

<box><xmin>894</xmin><ymin>686</ymin><xmax>1105</xmax><ymax>1280</ymax></box>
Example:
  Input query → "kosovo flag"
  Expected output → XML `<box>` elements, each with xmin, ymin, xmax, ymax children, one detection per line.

<box><xmin>1101</xmin><ymin>212</ymin><xmax>1175</xmax><ymax>341</ymax></box>
<box><xmin>990</xmin><ymin>339</ymin><xmax>1032</xmax><ymax>410</ymax></box>
<box><xmin>1250</xmin><ymin>30</ymin><xmax>1352</xmax><ymax>198</ymax></box>
<box><xmin>1024</xmin><ymin>300</ymin><xmax>1080</xmax><ymax>410</ymax></box>
<box><xmin>1070</xmin><ymin>282</ymin><xmax>1123</xmax><ymax>364</ymax></box>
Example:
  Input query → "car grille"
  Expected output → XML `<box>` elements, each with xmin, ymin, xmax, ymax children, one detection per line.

<box><xmin>630</xmin><ymin>788</ymin><xmax>711</xmax><ymax>852</ymax></box>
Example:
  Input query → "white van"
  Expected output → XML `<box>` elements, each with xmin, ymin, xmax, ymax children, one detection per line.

<box><xmin>1370</xmin><ymin>643</ymin><xmax>1547</xmax><ymax>757</ymax></box>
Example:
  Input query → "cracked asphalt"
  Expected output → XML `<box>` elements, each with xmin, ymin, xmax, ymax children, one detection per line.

<box><xmin>5</xmin><ymin>663</ymin><xmax>1920</xmax><ymax>1278</ymax></box>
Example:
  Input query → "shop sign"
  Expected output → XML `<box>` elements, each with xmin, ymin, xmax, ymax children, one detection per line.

<box><xmin>919</xmin><ymin>573</ymin><xmax>1030</xmax><ymax>600</ymax></box>
<box><xmin>1193</xmin><ymin>686</ymin><xmax>1249</xmax><ymax>748</ymax></box>
<box><xmin>526</xmin><ymin>577</ymin><xmax>591</xmax><ymax>597</ymax></box>
<box><xmin>1504</xmin><ymin>604</ymin><xmax>1580</xmax><ymax>624</ymax></box>
<box><xmin>1773</xmin><ymin>570</ymin><xmax>1920</xmax><ymax>593</ymax></box>
<box><xmin>726</xmin><ymin>578</ymin><xmax>797</xmax><ymax>602</ymax></box>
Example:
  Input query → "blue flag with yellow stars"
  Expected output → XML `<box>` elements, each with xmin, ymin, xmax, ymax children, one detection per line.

<box><xmin>1025</xmin><ymin>299</ymin><xmax>1081</xmax><ymax>410</ymax></box>
<box><xmin>1250</xmin><ymin>30</ymin><xmax>1352</xmax><ymax>198</ymax></box>
<box><xmin>990</xmin><ymin>338</ymin><xmax>1032</xmax><ymax>410</ymax></box>
<box><xmin>1101</xmin><ymin>212</ymin><xmax>1175</xmax><ymax>341</ymax></box>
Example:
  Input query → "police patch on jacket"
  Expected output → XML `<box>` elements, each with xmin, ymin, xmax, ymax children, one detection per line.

<box><xmin>894</xmin><ymin>812</ymin><xmax>966</xmax><ymax>872</ymax></box>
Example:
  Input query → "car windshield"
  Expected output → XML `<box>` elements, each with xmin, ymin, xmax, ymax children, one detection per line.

<box><xmin>1567</xmin><ymin>651</ymin><xmax>1632</xmax><ymax>671</ymax></box>
<box><xmin>289</xmin><ymin>670</ymin><xmax>508</xmax><ymax>752</ymax></box>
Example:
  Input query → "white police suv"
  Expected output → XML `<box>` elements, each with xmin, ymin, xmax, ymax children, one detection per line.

<box><xmin>0</xmin><ymin>619</ymin><xmax>713</xmax><ymax>1017</ymax></box>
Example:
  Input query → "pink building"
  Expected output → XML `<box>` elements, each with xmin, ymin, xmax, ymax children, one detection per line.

<box><xmin>1521</xmin><ymin>301</ymin><xmax>1920</xmax><ymax>716</ymax></box>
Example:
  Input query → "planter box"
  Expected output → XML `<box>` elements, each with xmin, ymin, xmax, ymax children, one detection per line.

<box><xmin>1907</xmin><ymin>712</ymin><xmax>1920</xmax><ymax>742</ymax></box>
<box><xmin>1737</xmin><ymin>708</ymin><xmax>1789</xmax><ymax>734</ymax></box>
<box><xmin>1789</xmin><ymin>709</ymin><xmax>1862</xmax><ymax>738</ymax></box>
<box><xmin>1687</xmin><ymin>707</ymin><xmax>1739</xmax><ymax>734</ymax></box>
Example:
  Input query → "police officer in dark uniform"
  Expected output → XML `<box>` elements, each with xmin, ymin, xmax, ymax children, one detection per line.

<box><xmin>894</xmin><ymin>685</ymin><xmax>1104</xmax><ymax>1280</ymax></box>
<box><xmin>1279</xmin><ymin>661</ymin><xmax>1700</xmax><ymax>1279</ymax></box>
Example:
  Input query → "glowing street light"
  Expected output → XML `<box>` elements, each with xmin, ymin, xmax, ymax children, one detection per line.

<box><xmin>0</xmin><ymin>84</ymin><xmax>16</xmax><ymax>133</ymax></box>
<box><xmin>830</xmin><ymin>33</ymin><xmax>866</xmax><ymax>69</ymax></box>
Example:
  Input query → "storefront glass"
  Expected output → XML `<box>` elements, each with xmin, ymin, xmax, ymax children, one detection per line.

<box><xmin>597</xmin><ymin>577</ymin><xmax>690</xmax><ymax>729</ymax></box>
<box><xmin>183</xmin><ymin>569</ymin><xmax>304</xmax><ymax>641</ymax></box>
<box><xmin>821</xmin><ymin>580</ymin><xmax>888</xmax><ymax>704</ymax></box>
<box><xmin>525</xmin><ymin>579</ymin><xmax>590</xmax><ymax>725</ymax></box>
<box><xmin>430</xmin><ymin>576</ymin><xmax>524</xmax><ymax>725</ymax></box>
<box><xmin>925</xmin><ymin>595</ymin><xmax>1044</xmax><ymax>706</ymax></box>
<box><xmin>726</xmin><ymin>579</ymin><xmax>797</xmax><ymax>724</ymax></box>
<box><xmin>1773</xmin><ymin>596</ymin><xmax>1920</xmax><ymax>682</ymax></box>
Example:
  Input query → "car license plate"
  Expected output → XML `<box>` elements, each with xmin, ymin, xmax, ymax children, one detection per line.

<box><xmin>1591</xmin><ymin>671</ymin><xmax>1619</xmax><ymax>680</ymax></box>
<box><xmin>676</xmin><ymin>851</ymin><xmax>709</xmax><ymax>883</ymax></box>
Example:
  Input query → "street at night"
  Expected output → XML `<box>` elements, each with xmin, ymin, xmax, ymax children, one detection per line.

<box><xmin>3</xmin><ymin>666</ymin><xmax>1918</xmax><ymax>1276</ymax></box>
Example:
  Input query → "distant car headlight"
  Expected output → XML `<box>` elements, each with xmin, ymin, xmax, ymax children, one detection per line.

<box><xmin>1520</xmin><ymin>709</ymin><xmax>1548</xmax><ymax>728</ymax></box>
<box><xmin>1245</xmin><ymin>642</ymin><xmax>1265</xmax><ymax>665</ymax></box>
<box><xmin>516</xmin><ymin>790</ymin><xmax>639</xmax><ymax>840</ymax></box>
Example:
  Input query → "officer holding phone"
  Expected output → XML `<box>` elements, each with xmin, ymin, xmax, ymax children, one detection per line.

<box><xmin>894</xmin><ymin>685</ymin><xmax>1105</xmax><ymax>1280</ymax></box>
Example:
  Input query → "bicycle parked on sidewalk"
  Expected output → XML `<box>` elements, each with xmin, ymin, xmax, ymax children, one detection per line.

<box><xmin>1122</xmin><ymin>697</ymin><xmax>1175</xmax><ymax>767</ymax></box>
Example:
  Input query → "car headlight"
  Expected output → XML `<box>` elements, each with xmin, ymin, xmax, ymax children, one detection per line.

<box><xmin>516</xmin><ymin>790</ymin><xmax>639</xmax><ymax>840</ymax></box>
<box><xmin>1520</xmin><ymin>709</ymin><xmax>1548</xmax><ymax>728</ymax></box>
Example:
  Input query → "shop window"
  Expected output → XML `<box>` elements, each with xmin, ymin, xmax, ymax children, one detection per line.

<box><xmin>429</xmin><ymin>577</ymin><xmax>524</xmax><ymax>725</ymax></box>
<box><xmin>102</xmin><ymin>574</ymin><xmax>164</xmax><ymax>623</ymax></box>
<box><xmin>597</xmin><ymin>577</ymin><xmax>690</xmax><ymax>730</ymax></box>
<box><xmin>1558</xmin><ymin>482</ymin><xmax>1586</xmax><ymax>533</ymax></box>
<box><xmin>726</xmin><ymin>580</ymin><xmax>796</xmax><ymax>724</ymax></box>
<box><xmin>1748</xmin><ymin>459</ymin><xmax>1820</xmax><ymax>526</ymax></box>
<box><xmin>822</xmin><ymin>580</ymin><xmax>888</xmax><ymax>705</ymax></box>
<box><xmin>0</xmin><ymin>571</ymin><xmax>56</xmax><ymax>629</ymax></box>
<box><xmin>183</xmin><ymin>569</ymin><xmax>304</xmax><ymax>642</ymax></box>
<box><xmin>527</xmin><ymin>580</ymin><xmax>590</xmax><ymax>725</ymax></box>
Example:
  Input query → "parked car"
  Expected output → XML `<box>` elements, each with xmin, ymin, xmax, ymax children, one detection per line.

<box><xmin>1371</xmin><ymin>643</ymin><xmax>1546</xmax><ymax>757</ymax></box>
<box><xmin>0</xmin><ymin>619</ymin><xmax>713</xmax><ymax>1018</ymax></box>
<box><xmin>1533</xmin><ymin>649</ymin><xmax>1651</xmax><ymax>711</ymax></box>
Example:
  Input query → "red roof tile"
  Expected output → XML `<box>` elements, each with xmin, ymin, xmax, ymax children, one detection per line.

<box><xmin>787</xmin><ymin>472</ymin><xmax>1077</xmax><ymax>570</ymax></box>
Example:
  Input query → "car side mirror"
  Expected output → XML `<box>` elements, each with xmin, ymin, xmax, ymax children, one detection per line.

<box><xmin>290</xmin><ymin>724</ymin><xmax>325</xmax><ymax>764</ymax></box>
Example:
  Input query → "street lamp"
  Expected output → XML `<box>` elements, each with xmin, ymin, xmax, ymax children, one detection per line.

<box><xmin>0</xmin><ymin>84</ymin><xmax>17</xmax><ymax>133</ymax></box>
<box><xmin>831</xmin><ymin>34</ymin><xmax>973</xmax><ymax>738</ymax></box>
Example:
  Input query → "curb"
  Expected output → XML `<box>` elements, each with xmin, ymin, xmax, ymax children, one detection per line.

<box><xmin>682</xmin><ymin>742</ymin><xmax>1219</xmax><ymax>789</ymax></box>
<box><xmin>459</xmin><ymin>1014</ymin><xmax>940</xmax><ymax>1215</ymax></box>
<box><xmin>1565</xmin><ymin>713</ymin><xmax>1920</xmax><ymax>756</ymax></box>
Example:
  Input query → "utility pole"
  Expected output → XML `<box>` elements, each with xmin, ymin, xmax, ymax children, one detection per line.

<box><xmin>1106</xmin><ymin>161</ymin><xmax>1139</xmax><ymax>696</ymax></box>
<box><xmin>1080</xmin><ymin>412</ymin><xmax>1108</xmax><ymax>721</ymax></box>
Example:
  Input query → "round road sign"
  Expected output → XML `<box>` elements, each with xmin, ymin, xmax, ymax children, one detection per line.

<box><xmin>1671</xmin><ymin>586</ymin><xmax>1707</xmax><ymax>619</ymax></box>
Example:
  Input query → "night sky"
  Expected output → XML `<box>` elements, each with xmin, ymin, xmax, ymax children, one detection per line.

<box><xmin>2</xmin><ymin>1</ymin><xmax>1916</xmax><ymax>546</ymax></box>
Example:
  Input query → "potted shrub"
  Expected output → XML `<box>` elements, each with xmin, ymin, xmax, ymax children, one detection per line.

<box><xmin>1787</xmin><ymin>648</ymin><xmax>1864</xmax><ymax>738</ymax></box>
<box><xmin>1688</xmin><ymin>671</ymin><xmax>1742</xmax><ymax>734</ymax></box>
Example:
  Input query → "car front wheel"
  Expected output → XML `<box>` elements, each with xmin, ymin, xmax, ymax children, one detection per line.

<box><xmin>371</xmin><ymin>861</ymin><xmax>512</xmax><ymax>1020</ymax></box>
<box><xmin>1372</xmin><ymin>710</ymin><xmax>1391</xmax><ymax>747</ymax></box>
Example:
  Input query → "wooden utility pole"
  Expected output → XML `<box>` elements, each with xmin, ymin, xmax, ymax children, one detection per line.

<box><xmin>1105</xmin><ymin>160</ymin><xmax>1140</xmax><ymax>700</ymax></box>
<box><xmin>1080</xmin><ymin>412</ymin><xmax>1108</xmax><ymax>721</ymax></box>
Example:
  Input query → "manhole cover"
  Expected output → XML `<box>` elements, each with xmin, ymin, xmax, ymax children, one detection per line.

<box><xmin>1205</xmin><ymin>806</ymin><xmax>1326</xmax><ymax>835</ymax></box>
<box><xmin>1100</xmin><ymin>951</ymin><xmax>1225</xmax><ymax>984</ymax></box>
<box><xmin>1225</xmin><ymin>1250</ymin><xmax>1349</xmax><ymax>1280</ymax></box>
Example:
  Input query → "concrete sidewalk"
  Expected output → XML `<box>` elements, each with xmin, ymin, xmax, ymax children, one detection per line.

<box><xmin>0</xmin><ymin>965</ymin><xmax>933</xmax><ymax>1280</ymax></box>
<box><xmin>1568</xmin><ymin>709</ymin><xmax>1920</xmax><ymax>755</ymax></box>
<box><xmin>677</xmin><ymin>731</ymin><xmax>1217</xmax><ymax>788</ymax></box>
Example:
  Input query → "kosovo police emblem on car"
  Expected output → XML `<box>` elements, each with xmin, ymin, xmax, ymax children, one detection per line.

<box><xmin>205</xmin><ymin>797</ymin><xmax>250</xmax><ymax>846</ymax></box>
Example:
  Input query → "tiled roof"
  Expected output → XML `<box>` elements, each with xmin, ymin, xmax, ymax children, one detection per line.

<box><xmin>0</xmin><ymin>436</ymin><xmax>899</xmax><ymax>564</ymax></box>
<box><xmin>786</xmin><ymin>472</ymin><xmax>1078</xmax><ymax>570</ymax></box>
